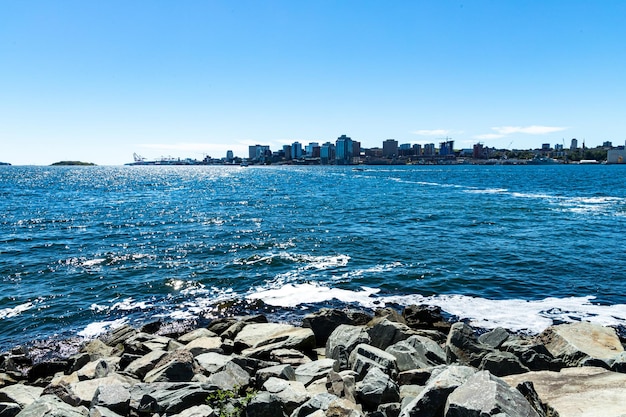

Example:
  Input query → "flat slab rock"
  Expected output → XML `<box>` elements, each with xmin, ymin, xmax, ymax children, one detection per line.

<box><xmin>504</xmin><ymin>366</ymin><xmax>626</xmax><ymax>417</ymax></box>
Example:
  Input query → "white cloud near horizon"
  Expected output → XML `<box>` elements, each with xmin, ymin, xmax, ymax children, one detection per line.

<box><xmin>491</xmin><ymin>125</ymin><xmax>568</xmax><ymax>135</ymax></box>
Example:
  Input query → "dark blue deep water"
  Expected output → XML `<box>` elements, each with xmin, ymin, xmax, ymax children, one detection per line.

<box><xmin>1</xmin><ymin>164</ymin><xmax>626</xmax><ymax>351</ymax></box>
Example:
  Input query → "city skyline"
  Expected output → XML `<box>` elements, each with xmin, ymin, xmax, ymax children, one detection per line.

<box><xmin>2</xmin><ymin>1</ymin><xmax>626</xmax><ymax>165</ymax></box>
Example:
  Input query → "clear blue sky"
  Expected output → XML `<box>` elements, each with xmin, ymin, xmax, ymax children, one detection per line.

<box><xmin>2</xmin><ymin>1</ymin><xmax>625</xmax><ymax>165</ymax></box>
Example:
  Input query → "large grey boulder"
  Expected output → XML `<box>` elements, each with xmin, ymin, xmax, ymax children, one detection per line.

<box><xmin>194</xmin><ymin>352</ymin><xmax>233</xmax><ymax>375</ymax></box>
<box><xmin>0</xmin><ymin>384</ymin><xmax>43</xmax><ymax>409</ymax></box>
<box><xmin>143</xmin><ymin>350</ymin><xmax>196</xmax><ymax>383</ymax></box>
<box><xmin>69</xmin><ymin>374</ymin><xmax>136</xmax><ymax>407</ymax></box>
<box><xmin>256</xmin><ymin>364</ymin><xmax>295</xmax><ymax>388</ymax></box>
<box><xmin>444</xmin><ymin>370</ymin><xmax>541</xmax><ymax>417</ymax></box>
<box><xmin>479</xmin><ymin>351</ymin><xmax>530</xmax><ymax>377</ymax></box>
<box><xmin>399</xmin><ymin>365</ymin><xmax>475</xmax><ymax>417</ymax></box>
<box><xmin>445</xmin><ymin>322</ymin><xmax>491</xmax><ymax>367</ymax></box>
<box><xmin>290</xmin><ymin>393</ymin><xmax>341</xmax><ymax>417</ymax></box>
<box><xmin>294</xmin><ymin>359</ymin><xmax>338</xmax><ymax>386</ymax></box>
<box><xmin>501</xmin><ymin>338</ymin><xmax>559</xmax><ymax>371</ymax></box>
<box><xmin>355</xmin><ymin>366</ymin><xmax>400</xmax><ymax>411</ymax></box>
<box><xmin>326</xmin><ymin>370</ymin><xmax>357</xmax><ymax>403</ymax></box>
<box><xmin>244</xmin><ymin>391</ymin><xmax>287</xmax><ymax>417</ymax></box>
<box><xmin>539</xmin><ymin>321</ymin><xmax>624</xmax><ymax>367</ymax></box>
<box><xmin>177</xmin><ymin>328</ymin><xmax>218</xmax><ymax>343</ymax></box>
<box><xmin>122</xmin><ymin>349</ymin><xmax>168</xmax><ymax>380</ymax></box>
<box><xmin>207</xmin><ymin>361</ymin><xmax>250</xmax><ymax>392</ymax></box>
<box><xmin>348</xmin><ymin>344</ymin><xmax>398</xmax><ymax>380</ymax></box>
<box><xmin>326</xmin><ymin>325</ymin><xmax>371</xmax><ymax>371</ymax></box>
<box><xmin>504</xmin><ymin>366</ymin><xmax>626</xmax><ymax>417</ymax></box>
<box><xmin>234</xmin><ymin>324</ymin><xmax>315</xmax><ymax>358</ymax></box>
<box><xmin>367</xmin><ymin>318</ymin><xmax>417</xmax><ymax>350</ymax></box>
<box><xmin>169</xmin><ymin>404</ymin><xmax>216</xmax><ymax>417</ymax></box>
<box><xmin>91</xmin><ymin>383</ymin><xmax>130</xmax><ymax>416</ymax></box>
<box><xmin>128</xmin><ymin>382</ymin><xmax>217</xmax><ymax>415</ymax></box>
<box><xmin>386</xmin><ymin>334</ymin><xmax>446</xmax><ymax>372</ymax></box>
<box><xmin>262</xmin><ymin>377</ymin><xmax>309</xmax><ymax>415</ymax></box>
<box><xmin>477</xmin><ymin>327</ymin><xmax>510</xmax><ymax>349</ymax></box>
<box><xmin>182</xmin><ymin>337</ymin><xmax>224</xmax><ymax>356</ymax></box>
<box><xmin>14</xmin><ymin>395</ymin><xmax>88</xmax><ymax>417</ymax></box>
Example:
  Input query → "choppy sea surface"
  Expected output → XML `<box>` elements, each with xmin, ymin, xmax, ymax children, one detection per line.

<box><xmin>1</xmin><ymin>164</ymin><xmax>626</xmax><ymax>352</ymax></box>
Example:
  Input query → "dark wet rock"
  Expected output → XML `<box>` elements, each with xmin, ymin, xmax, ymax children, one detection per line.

<box><xmin>326</xmin><ymin>325</ymin><xmax>371</xmax><ymax>371</ymax></box>
<box><xmin>402</xmin><ymin>304</ymin><xmax>451</xmax><ymax>333</ymax></box>
<box><xmin>326</xmin><ymin>370</ymin><xmax>357</xmax><ymax>403</ymax></box>
<box><xmin>445</xmin><ymin>322</ymin><xmax>491</xmax><ymax>367</ymax></box>
<box><xmin>349</xmin><ymin>343</ymin><xmax>398</xmax><ymax>380</ymax></box>
<box><xmin>398</xmin><ymin>365</ymin><xmax>475</xmax><ymax>417</ymax></box>
<box><xmin>479</xmin><ymin>351</ymin><xmax>530</xmax><ymax>376</ymax></box>
<box><xmin>501</xmin><ymin>338</ymin><xmax>560</xmax><ymax>372</ymax></box>
<box><xmin>27</xmin><ymin>361</ymin><xmax>68</xmax><ymax>384</ymax></box>
<box><xmin>367</xmin><ymin>318</ymin><xmax>416</xmax><ymax>350</ymax></box>
<box><xmin>128</xmin><ymin>382</ymin><xmax>217</xmax><ymax>415</ymax></box>
<box><xmin>396</xmin><ymin>367</ymin><xmax>442</xmax><ymax>386</ymax></box>
<box><xmin>0</xmin><ymin>402</ymin><xmax>21</xmax><ymax>417</ymax></box>
<box><xmin>122</xmin><ymin>349</ymin><xmax>167</xmax><ymax>380</ymax></box>
<box><xmin>539</xmin><ymin>321</ymin><xmax>624</xmax><ymax>367</ymax></box>
<box><xmin>355</xmin><ymin>366</ymin><xmax>400</xmax><ymax>411</ymax></box>
<box><xmin>245</xmin><ymin>390</ymin><xmax>287</xmax><ymax>417</ymax></box>
<box><xmin>302</xmin><ymin>308</ymin><xmax>372</xmax><ymax>347</ymax></box>
<box><xmin>515</xmin><ymin>381</ymin><xmax>559</xmax><ymax>417</ymax></box>
<box><xmin>41</xmin><ymin>382</ymin><xmax>82</xmax><ymax>407</ymax></box>
<box><xmin>290</xmin><ymin>392</ymin><xmax>341</xmax><ymax>417</ymax></box>
<box><xmin>477</xmin><ymin>327</ymin><xmax>510</xmax><ymax>349</ymax></box>
<box><xmin>610</xmin><ymin>351</ymin><xmax>626</xmax><ymax>373</ymax></box>
<box><xmin>444</xmin><ymin>370</ymin><xmax>542</xmax><ymax>417</ymax></box>
<box><xmin>206</xmin><ymin>318</ymin><xmax>239</xmax><ymax>336</ymax></box>
<box><xmin>66</xmin><ymin>353</ymin><xmax>91</xmax><ymax>375</ymax></box>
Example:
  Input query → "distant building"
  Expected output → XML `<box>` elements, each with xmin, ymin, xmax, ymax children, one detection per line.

<box><xmin>305</xmin><ymin>142</ymin><xmax>319</xmax><ymax>156</ymax></box>
<box><xmin>607</xmin><ymin>149</ymin><xmax>626</xmax><ymax>164</ymax></box>
<box><xmin>541</xmin><ymin>143</ymin><xmax>551</xmax><ymax>151</ymax></box>
<box><xmin>439</xmin><ymin>140</ymin><xmax>455</xmax><ymax>156</ymax></box>
<box><xmin>291</xmin><ymin>142</ymin><xmax>303</xmax><ymax>159</ymax></box>
<box><xmin>603</xmin><ymin>141</ymin><xmax>613</xmax><ymax>148</ymax></box>
<box><xmin>412</xmin><ymin>144</ymin><xmax>422</xmax><ymax>156</ymax></box>
<box><xmin>423</xmin><ymin>143</ymin><xmax>436</xmax><ymax>156</ymax></box>
<box><xmin>249</xmin><ymin>145</ymin><xmax>271</xmax><ymax>162</ymax></box>
<box><xmin>320</xmin><ymin>142</ymin><xmax>335</xmax><ymax>164</ymax></box>
<box><xmin>382</xmin><ymin>139</ymin><xmax>398</xmax><ymax>157</ymax></box>
<box><xmin>570</xmin><ymin>138</ymin><xmax>578</xmax><ymax>150</ymax></box>
<box><xmin>226</xmin><ymin>150</ymin><xmax>234</xmax><ymax>162</ymax></box>
<box><xmin>336</xmin><ymin>135</ymin><xmax>354</xmax><ymax>165</ymax></box>
<box><xmin>283</xmin><ymin>145</ymin><xmax>292</xmax><ymax>160</ymax></box>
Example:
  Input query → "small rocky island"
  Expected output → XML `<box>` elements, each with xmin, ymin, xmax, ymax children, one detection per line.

<box><xmin>50</xmin><ymin>161</ymin><xmax>97</xmax><ymax>166</ymax></box>
<box><xmin>1</xmin><ymin>305</ymin><xmax>625</xmax><ymax>417</ymax></box>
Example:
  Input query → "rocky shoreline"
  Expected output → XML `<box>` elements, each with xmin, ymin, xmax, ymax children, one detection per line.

<box><xmin>1</xmin><ymin>305</ymin><xmax>625</xmax><ymax>417</ymax></box>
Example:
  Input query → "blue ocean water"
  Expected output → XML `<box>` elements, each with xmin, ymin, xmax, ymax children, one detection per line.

<box><xmin>1</xmin><ymin>164</ymin><xmax>626</xmax><ymax>352</ymax></box>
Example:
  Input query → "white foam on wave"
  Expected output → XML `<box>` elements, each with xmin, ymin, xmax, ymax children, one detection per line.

<box><xmin>0</xmin><ymin>302</ymin><xmax>34</xmax><ymax>319</ymax></box>
<box><xmin>246</xmin><ymin>282</ymin><xmax>626</xmax><ymax>334</ymax></box>
<box><xmin>78</xmin><ymin>317</ymin><xmax>128</xmax><ymax>338</ymax></box>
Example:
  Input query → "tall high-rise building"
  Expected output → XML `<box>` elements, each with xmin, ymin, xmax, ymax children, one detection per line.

<box><xmin>320</xmin><ymin>142</ymin><xmax>335</xmax><ymax>165</ymax></box>
<box><xmin>291</xmin><ymin>142</ymin><xmax>303</xmax><ymax>159</ymax></box>
<box><xmin>335</xmin><ymin>135</ymin><xmax>353</xmax><ymax>165</ymax></box>
<box><xmin>226</xmin><ymin>150</ymin><xmax>234</xmax><ymax>161</ymax></box>
<box><xmin>383</xmin><ymin>139</ymin><xmax>398</xmax><ymax>157</ymax></box>
<box><xmin>570</xmin><ymin>138</ymin><xmax>578</xmax><ymax>150</ymax></box>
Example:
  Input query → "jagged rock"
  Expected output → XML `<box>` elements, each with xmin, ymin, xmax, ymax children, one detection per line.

<box><xmin>80</xmin><ymin>340</ymin><xmax>119</xmax><ymax>360</ymax></box>
<box><xmin>504</xmin><ymin>366</ymin><xmax>626</xmax><ymax>417</ymax></box>
<box><xmin>355</xmin><ymin>367</ymin><xmax>400</xmax><ymax>411</ymax></box>
<box><xmin>220</xmin><ymin>315</ymin><xmax>268</xmax><ymax>341</ymax></box>
<box><xmin>194</xmin><ymin>352</ymin><xmax>233</xmax><ymax>375</ymax></box>
<box><xmin>235</xmin><ymin>324</ymin><xmax>316</xmax><ymax>359</ymax></box>
<box><xmin>143</xmin><ymin>350</ymin><xmax>196</xmax><ymax>383</ymax></box>
<box><xmin>539</xmin><ymin>321</ymin><xmax>624</xmax><ymax>366</ymax></box>
<box><xmin>123</xmin><ymin>332</ymin><xmax>172</xmax><ymax>355</ymax></box>
<box><xmin>302</xmin><ymin>309</ymin><xmax>371</xmax><ymax>347</ymax></box>
<box><xmin>0</xmin><ymin>402</ymin><xmax>21</xmax><ymax>417</ymax></box>
<box><xmin>348</xmin><ymin>344</ymin><xmax>398</xmax><ymax>380</ymax></box>
<box><xmin>91</xmin><ymin>383</ymin><xmax>130</xmax><ymax>415</ymax></box>
<box><xmin>117</xmin><ymin>353</ymin><xmax>141</xmax><ymax>372</ymax></box>
<box><xmin>128</xmin><ymin>382</ymin><xmax>217</xmax><ymax>415</ymax></box>
<box><xmin>178</xmin><ymin>328</ymin><xmax>218</xmax><ymax>343</ymax></box>
<box><xmin>374</xmin><ymin>308</ymin><xmax>407</xmax><ymax>325</ymax></box>
<box><xmin>42</xmin><ymin>382</ymin><xmax>82</xmax><ymax>407</ymax></box>
<box><xmin>403</xmin><ymin>305</ymin><xmax>450</xmax><ymax>333</ymax></box>
<box><xmin>398</xmin><ymin>365</ymin><xmax>475</xmax><ymax>417</ymax></box>
<box><xmin>66</xmin><ymin>353</ymin><xmax>91</xmax><ymax>375</ymax></box>
<box><xmin>100</xmin><ymin>325</ymin><xmax>137</xmax><ymax>348</ymax></box>
<box><xmin>444</xmin><ymin>370</ymin><xmax>542</xmax><ymax>417</ymax></box>
<box><xmin>397</xmin><ymin>367</ymin><xmax>442</xmax><ymax>386</ymax></box>
<box><xmin>290</xmin><ymin>392</ymin><xmax>341</xmax><ymax>417</ymax></box>
<box><xmin>89</xmin><ymin>405</ymin><xmax>126</xmax><ymax>417</ymax></box>
<box><xmin>262</xmin><ymin>377</ymin><xmax>309</xmax><ymax>415</ymax></box>
<box><xmin>206</xmin><ymin>318</ymin><xmax>238</xmax><ymax>336</ymax></box>
<box><xmin>501</xmin><ymin>338</ymin><xmax>560</xmax><ymax>371</ymax></box>
<box><xmin>610</xmin><ymin>351</ymin><xmax>626</xmax><ymax>373</ymax></box>
<box><xmin>69</xmin><ymin>374</ymin><xmax>136</xmax><ymax>407</ymax></box>
<box><xmin>27</xmin><ymin>361</ymin><xmax>68</xmax><ymax>384</ymax></box>
<box><xmin>183</xmin><ymin>336</ymin><xmax>224</xmax><ymax>356</ymax></box>
<box><xmin>405</xmin><ymin>335</ymin><xmax>447</xmax><ymax>366</ymax></box>
<box><xmin>269</xmin><ymin>349</ymin><xmax>312</xmax><ymax>366</ymax></box>
<box><xmin>326</xmin><ymin>370</ymin><xmax>357</xmax><ymax>403</ymax></box>
<box><xmin>77</xmin><ymin>358</ymin><xmax>119</xmax><ymax>381</ymax></box>
<box><xmin>13</xmin><ymin>394</ymin><xmax>88</xmax><ymax>417</ymax></box>
<box><xmin>477</xmin><ymin>327</ymin><xmax>510</xmax><ymax>349</ymax></box>
<box><xmin>256</xmin><ymin>364</ymin><xmax>296</xmax><ymax>387</ymax></box>
<box><xmin>326</xmin><ymin>325</ymin><xmax>371</xmax><ymax>370</ymax></box>
<box><xmin>479</xmin><ymin>351</ymin><xmax>530</xmax><ymax>376</ymax></box>
<box><xmin>325</xmin><ymin>398</ymin><xmax>364</xmax><ymax>417</ymax></box>
<box><xmin>367</xmin><ymin>318</ymin><xmax>416</xmax><ymax>350</ymax></box>
<box><xmin>445</xmin><ymin>322</ymin><xmax>491</xmax><ymax>367</ymax></box>
<box><xmin>207</xmin><ymin>361</ymin><xmax>250</xmax><ymax>391</ymax></box>
<box><xmin>122</xmin><ymin>349</ymin><xmax>167</xmax><ymax>380</ymax></box>
<box><xmin>294</xmin><ymin>359</ymin><xmax>338</xmax><ymax>386</ymax></box>
<box><xmin>0</xmin><ymin>384</ymin><xmax>43</xmax><ymax>409</ymax></box>
<box><xmin>169</xmin><ymin>404</ymin><xmax>216</xmax><ymax>417</ymax></box>
<box><xmin>245</xmin><ymin>391</ymin><xmax>287</xmax><ymax>417</ymax></box>
<box><xmin>385</xmin><ymin>342</ymin><xmax>429</xmax><ymax>372</ymax></box>
<box><xmin>516</xmin><ymin>381</ymin><xmax>558</xmax><ymax>417</ymax></box>
<box><xmin>377</xmin><ymin>402</ymin><xmax>401</xmax><ymax>417</ymax></box>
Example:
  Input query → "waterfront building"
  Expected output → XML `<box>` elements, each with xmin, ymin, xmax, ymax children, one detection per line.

<box><xmin>291</xmin><ymin>142</ymin><xmax>303</xmax><ymax>160</ymax></box>
<box><xmin>413</xmin><ymin>144</ymin><xmax>422</xmax><ymax>156</ymax></box>
<box><xmin>283</xmin><ymin>145</ymin><xmax>292</xmax><ymax>160</ymax></box>
<box><xmin>320</xmin><ymin>142</ymin><xmax>335</xmax><ymax>165</ymax></box>
<box><xmin>439</xmin><ymin>140</ymin><xmax>455</xmax><ymax>156</ymax></box>
<box><xmin>249</xmin><ymin>145</ymin><xmax>271</xmax><ymax>162</ymax></box>
<box><xmin>305</xmin><ymin>142</ymin><xmax>319</xmax><ymax>156</ymax></box>
<box><xmin>607</xmin><ymin>149</ymin><xmax>626</xmax><ymax>164</ymax></box>
<box><xmin>383</xmin><ymin>139</ymin><xmax>398</xmax><ymax>157</ymax></box>
<box><xmin>336</xmin><ymin>135</ymin><xmax>354</xmax><ymax>165</ymax></box>
<box><xmin>603</xmin><ymin>141</ymin><xmax>613</xmax><ymax>148</ymax></box>
<box><xmin>226</xmin><ymin>150</ymin><xmax>234</xmax><ymax>162</ymax></box>
<box><xmin>570</xmin><ymin>138</ymin><xmax>578</xmax><ymax>150</ymax></box>
<box><xmin>424</xmin><ymin>143</ymin><xmax>436</xmax><ymax>156</ymax></box>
